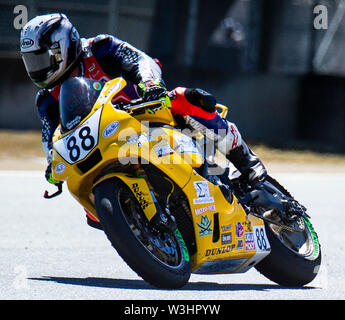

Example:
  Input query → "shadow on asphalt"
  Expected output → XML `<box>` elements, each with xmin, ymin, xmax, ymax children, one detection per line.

<box><xmin>29</xmin><ymin>276</ymin><xmax>317</xmax><ymax>291</ymax></box>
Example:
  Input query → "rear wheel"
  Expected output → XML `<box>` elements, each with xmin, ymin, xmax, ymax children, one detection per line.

<box><xmin>94</xmin><ymin>178</ymin><xmax>191</xmax><ymax>289</ymax></box>
<box><xmin>254</xmin><ymin>176</ymin><xmax>321</xmax><ymax>287</ymax></box>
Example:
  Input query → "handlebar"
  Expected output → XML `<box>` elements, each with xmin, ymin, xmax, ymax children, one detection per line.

<box><xmin>115</xmin><ymin>98</ymin><xmax>228</xmax><ymax>120</ymax></box>
<box><xmin>113</xmin><ymin>98</ymin><xmax>165</xmax><ymax>115</ymax></box>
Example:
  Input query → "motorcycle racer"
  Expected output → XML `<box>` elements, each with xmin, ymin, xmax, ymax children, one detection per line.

<box><xmin>20</xmin><ymin>13</ymin><xmax>266</xmax><ymax>201</ymax></box>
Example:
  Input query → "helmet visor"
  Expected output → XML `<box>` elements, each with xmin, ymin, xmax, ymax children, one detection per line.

<box><xmin>21</xmin><ymin>49</ymin><xmax>56</xmax><ymax>83</ymax></box>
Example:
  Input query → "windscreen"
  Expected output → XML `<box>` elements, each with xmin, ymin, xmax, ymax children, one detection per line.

<box><xmin>59</xmin><ymin>77</ymin><xmax>103</xmax><ymax>131</ymax></box>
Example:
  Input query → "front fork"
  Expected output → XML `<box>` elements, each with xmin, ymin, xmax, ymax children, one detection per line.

<box><xmin>134</xmin><ymin>165</ymin><xmax>177</xmax><ymax>232</ymax></box>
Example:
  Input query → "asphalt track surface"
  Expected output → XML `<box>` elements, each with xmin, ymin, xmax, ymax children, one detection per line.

<box><xmin>0</xmin><ymin>170</ymin><xmax>344</xmax><ymax>300</ymax></box>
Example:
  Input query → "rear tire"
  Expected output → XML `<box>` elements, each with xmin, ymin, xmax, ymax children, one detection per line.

<box><xmin>94</xmin><ymin>178</ymin><xmax>191</xmax><ymax>289</ymax></box>
<box><xmin>254</xmin><ymin>176</ymin><xmax>321</xmax><ymax>287</ymax></box>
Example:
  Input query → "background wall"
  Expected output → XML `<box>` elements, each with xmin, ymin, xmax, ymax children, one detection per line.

<box><xmin>0</xmin><ymin>0</ymin><xmax>344</xmax><ymax>153</ymax></box>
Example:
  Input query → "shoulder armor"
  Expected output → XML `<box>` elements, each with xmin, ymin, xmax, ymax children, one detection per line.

<box><xmin>91</xmin><ymin>34</ymin><xmax>113</xmax><ymax>51</ymax></box>
<box><xmin>35</xmin><ymin>89</ymin><xmax>50</xmax><ymax>107</ymax></box>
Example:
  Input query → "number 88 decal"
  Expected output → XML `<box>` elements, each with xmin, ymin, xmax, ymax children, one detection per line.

<box><xmin>66</xmin><ymin>126</ymin><xmax>95</xmax><ymax>162</ymax></box>
<box><xmin>54</xmin><ymin>107</ymin><xmax>102</xmax><ymax>164</ymax></box>
<box><xmin>254</xmin><ymin>226</ymin><xmax>270</xmax><ymax>251</ymax></box>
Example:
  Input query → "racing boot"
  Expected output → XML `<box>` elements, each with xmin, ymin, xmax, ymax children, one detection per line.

<box><xmin>226</xmin><ymin>140</ymin><xmax>267</xmax><ymax>186</ymax></box>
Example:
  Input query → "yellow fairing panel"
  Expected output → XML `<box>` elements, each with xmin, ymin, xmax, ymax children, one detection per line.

<box><xmin>182</xmin><ymin>173</ymin><xmax>268</xmax><ymax>274</ymax></box>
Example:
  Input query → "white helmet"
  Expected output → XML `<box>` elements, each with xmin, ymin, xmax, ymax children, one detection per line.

<box><xmin>20</xmin><ymin>13</ymin><xmax>82</xmax><ymax>88</ymax></box>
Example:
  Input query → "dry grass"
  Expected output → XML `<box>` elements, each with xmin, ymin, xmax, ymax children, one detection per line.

<box><xmin>252</xmin><ymin>144</ymin><xmax>345</xmax><ymax>165</ymax></box>
<box><xmin>0</xmin><ymin>130</ymin><xmax>44</xmax><ymax>159</ymax></box>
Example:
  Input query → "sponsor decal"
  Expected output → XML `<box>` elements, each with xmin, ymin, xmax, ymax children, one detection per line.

<box><xmin>88</xmin><ymin>63</ymin><xmax>95</xmax><ymax>72</ymax></box>
<box><xmin>197</xmin><ymin>215</ymin><xmax>213</xmax><ymax>237</ymax></box>
<box><xmin>102</xmin><ymin>121</ymin><xmax>119</xmax><ymax>138</ymax></box>
<box><xmin>245</xmin><ymin>232</ymin><xmax>256</xmax><ymax>251</ymax></box>
<box><xmin>127</xmin><ymin>133</ymin><xmax>153</xmax><ymax>147</ymax></box>
<box><xmin>221</xmin><ymin>233</ymin><xmax>232</xmax><ymax>245</ymax></box>
<box><xmin>93</xmin><ymin>81</ymin><xmax>102</xmax><ymax>91</ymax></box>
<box><xmin>236</xmin><ymin>239</ymin><xmax>244</xmax><ymax>251</ymax></box>
<box><xmin>194</xmin><ymin>204</ymin><xmax>216</xmax><ymax>216</ymax></box>
<box><xmin>21</xmin><ymin>38</ymin><xmax>34</xmax><ymax>48</ymax></box>
<box><xmin>66</xmin><ymin>116</ymin><xmax>81</xmax><ymax>130</ymax></box>
<box><xmin>235</xmin><ymin>222</ymin><xmax>244</xmax><ymax>237</ymax></box>
<box><xmin>193</xmin><ymin>181</ymin><xmax>214</xmax><ymax>204</ymax></box>
<box><xmin>229</xmin><ymin>124</ymin><xmax>240</xmax><ymax>149</ymax></box>
<box><xmin>205</xmin><ymin>244</ymin><xmax>236</xmax><ymax>257</ymax></box>
<box><xmin>221</xmin><ymin>224</ymin><xmax>231</xmax><ymax>232</ymax></box>
<box><xmin>243</xmin><ymin>219</ymin><xmax>252</xmax><ymax>232</ymax></box>
<box><xmin>153</xmin><ymin>144</ymin><xmax>174</xmax><ymax>157</ymax></box>
<box><xmin>174</xmin><ymin>134</ymin><xmax>201</xmax><ymax>154</ymax></box>
<box><xmin>254</xmin><ymin>226</ymin><xmax>271</xmax><ymax>252</ymax></box>
<box><xmin>131</xmin><ymin>183</ymin><xmax>149</xmax><ymax>210</ymax></box>
<box><xmin>53</xmin><ymin>108</ymin><xmax>101</xmax><ymax>164</ymax></box>
<box><xmin>55</xmin><ymin>162</ymin><xmax>65</xmax><ymax>174</ymax></box>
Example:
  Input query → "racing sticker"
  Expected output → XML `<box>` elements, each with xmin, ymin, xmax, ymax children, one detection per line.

<box><xmin>193</xmin><ymin>181</ymin><xmax>214</xmax><ymax>204</ymax></box>
<box><xmin>102</xmin><ymin>121</ymin><xmax>119</xmax><ymax>138</ymax></box>
<box><xmin>245</xmin><ymin>232</ymin><xmax>255</xmax><ymax>251</ymax></box>
<box><xmin>197</xmin><ymin>215</ymin><xmax>213</xmax><ymax>237</ymax></box>
<box><xmin>236</xmin><ymin>239</ymin><xmax>244</xmax><ymax>251</ymax></box>
<box><xmin>253</xmin><ymin>226</ymin><xmax>271</xmax><ymax>252</ymax></box>
<box><xmin>221</xmin><ymin>233</ymin><xmax>232</xmax><ymax>245</ymax></box>
<box><xmin>235</xmin><ymin>222</ymin><xmax>244</xmax><ymax>237</ymax></box>
<box><xmin>54</xmin><ymin>162</ymin><xmax>65</xmax><ymax>175</ymax></box>
<box><xmin>54</xmin><ymin>108</ymin><xmax>102</xmax><ymax>164</ymax></box>
<box><xmin>127</xmin><ymin>133</ymin><xmax>153</xmax><ymax>147</ymax></box>
<box><xmin>194</xmin><ymin>204</ymin><xmax>216</xmax><ymax>216</ymax></box>
<box><xmin>153</xmin><ymin>144</ymin><xmax>174</xmax><ymax>157</ymax></box>
<box><xmin>174</xmin><ymin>134</ymin><xmax>201</xmax><ymax>154</ymax></box>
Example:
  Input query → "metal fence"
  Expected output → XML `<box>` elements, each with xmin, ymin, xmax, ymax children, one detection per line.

<box><xmin>0</xmin><ymin>0</ymin><xmax>344</xmax><ymax>149</ymax></box>
<box><xmin>0</xmin><ymin>0</ymin><xmax>156</xmax><ymax>56</ymax></box>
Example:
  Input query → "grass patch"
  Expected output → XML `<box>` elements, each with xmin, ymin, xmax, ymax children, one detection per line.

<box><xmin>0</xmin><ymin>130</ymin><xmax>44</xmax><ymax>159</ymax></box>
<box><xmin>252</xmin><ymin>144</ymin><xmax>345</xmax><ymax>164</ymax></box>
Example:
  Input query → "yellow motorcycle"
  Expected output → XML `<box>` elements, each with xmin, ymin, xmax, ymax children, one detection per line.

<box><xmin>46</xmin><ymin>77</ymin><xmax>321</xmax><ymax>289</ymax></box>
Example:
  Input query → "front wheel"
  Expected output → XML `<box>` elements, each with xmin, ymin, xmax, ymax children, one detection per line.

<box><xmin>93</xmin><ymin>178</ymin><xmax>191</xmax><ymax>289</ymax></box>
<box><xmin>254</xmin><ymin>176</ymin><xmax>321</xmax><ymax>287</ymax></box>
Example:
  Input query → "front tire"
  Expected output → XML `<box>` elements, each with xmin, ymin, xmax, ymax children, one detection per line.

<box><xmin>94</xmin><ymin>178</ymin><xmax>191</xmax><ymax>289</ymax></box>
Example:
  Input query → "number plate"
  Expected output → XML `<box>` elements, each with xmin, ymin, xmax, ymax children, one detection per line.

<box><xmin>54</xmin><ymin>108</ymin><xmax>102</xmax><ymax>164</ymax></box>
<box><xmin>253</xmin><ymin>226</ymin><xmax>271</xmax><ymax>252</ymax></box>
